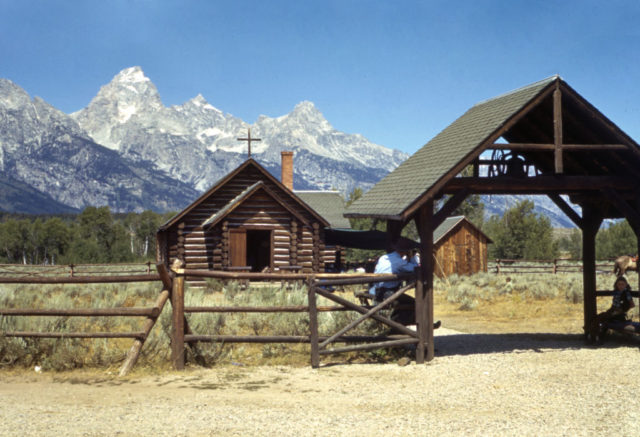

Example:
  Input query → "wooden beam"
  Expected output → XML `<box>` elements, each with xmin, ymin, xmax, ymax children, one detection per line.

<box><xmin>554</xmin><ymin>85</ymin><xmax>563</xmax><ymax>173</ymax></box>
<box><xmin>443</xmin><ymin>175</ymin><xmax>629</xmax><ymax>194</ymax></box>
<box><xmin>119</xmin><ymin>289</ymin><xmax>170</xmax><ymax>377</ymax></box>
<box><xmin>432</xmin><ymin>188</ymin><xmax>469</xmax><ymax>229</ymax></box>
<box><xmin>490</xmin><ymin>143</ymin><xmax>628</xmax><ymax>151</ymax></box>
<box><xmin>308</xmin><ymin>279</ymin><xmax>320</xmax><ymax>368</ymax></box>
<box><xmin>547</xmin><ymin>194</ymin><xmax>583</xmax><ymax>228</ymax></box>
<box><xmin>560</xmin><ymin>83</ymin><xmax>640</xmax><ymax>158</ymax></box>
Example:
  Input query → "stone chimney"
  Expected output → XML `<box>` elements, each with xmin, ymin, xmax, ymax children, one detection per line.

<box><xmin>281</xmin><ymin>151</ymin><xmax>294</xmax><ymax>191</ymax></box>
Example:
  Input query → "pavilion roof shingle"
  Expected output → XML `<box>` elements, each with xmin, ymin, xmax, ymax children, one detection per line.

<box><xmin>346</xmin><ymin>76</ymin><xmax>558</xmax><ymax>219</ymax></box>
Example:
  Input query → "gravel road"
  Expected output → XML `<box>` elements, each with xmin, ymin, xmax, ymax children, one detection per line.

<box><xmin>1</xmin><ymin>328</ymin><xmax>639</xmax><ymax>436</ymax></box>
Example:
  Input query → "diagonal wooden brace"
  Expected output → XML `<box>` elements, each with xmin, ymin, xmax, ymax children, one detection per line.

<box><xmin>314</xmin><ymin>286</ymin><xmax>417</xmax><ymax>338</ymax></box>
<box><xmin>319</xmin><ymin>282</ymin><xmax>416</xmax><ymax>349</ymax></box>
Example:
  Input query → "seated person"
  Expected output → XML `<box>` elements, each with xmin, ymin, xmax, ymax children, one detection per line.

<box><xmin>368</xmin><ymin>240</ymin><xmax>440</xmax><ymax>329</ymax></box>
<box><xmin>369</xmin><ymin>239</ymin><xmax>419</xmax><ymax>303</ymax></box>
<box><xmin>595</xmin><ymin>276</ymin><xmax>639</xmax><ymax>334</ymax></box>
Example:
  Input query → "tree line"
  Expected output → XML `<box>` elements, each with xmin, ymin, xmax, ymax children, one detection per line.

<box><xmin>1</xmin><ymin>194</ymin><xmax>636</xmax><ymax>266</ymax></box>
<box><xmin>0</xmin><ymin>207</ymin><xmax>175</xmax><ymax>265</ymax></box>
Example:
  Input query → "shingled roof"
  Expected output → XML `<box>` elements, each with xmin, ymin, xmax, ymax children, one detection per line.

<box><xmin>433</xmin><ymin>215</ymin><xmax>492</xmax><ymax>245</ymax></box>
<box><xmin>345</xmin><ymin>77</ymin><xmax>558</xmax><ymax>220</ymax></box>
<box><xmin>295</xmin><ymin>191</ymin><xmax>351</xmax><ymax>229</ymax></box>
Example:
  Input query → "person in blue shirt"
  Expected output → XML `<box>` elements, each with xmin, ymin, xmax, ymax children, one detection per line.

<box><xmin>368</xmin><ymin>240</ymin><xmax>440</xmax><ymax>329</ymax></box>
<box><xmin>369</xmin><ymin>239</ymin><xmax>419</xmax><ymax>302</ymax></box>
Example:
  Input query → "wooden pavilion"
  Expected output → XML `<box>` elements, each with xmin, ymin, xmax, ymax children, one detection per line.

<box><xmin>346</xmin><ymin>76</ymin><xmax>640</xmax><ymax>363</ymax></box>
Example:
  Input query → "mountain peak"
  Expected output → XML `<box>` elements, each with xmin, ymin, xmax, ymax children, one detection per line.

<box><xmin>292</xmin><ymin>100</ymin><xmax>319</xmax><ymax>114</ymax></box>
<box><xmin>113</xmin><ymin>66</ymin><xmax>150</xmax><ymax>84</ymax></box>
<box><xmin>0</xmin><ymin>78</ymin><xmax>32</xmax><ymax>109</ymax></box>
<box><xmin>286</xmin><ymin>100</ymin><xmax>331</xmax><ymax>130</ymax></box>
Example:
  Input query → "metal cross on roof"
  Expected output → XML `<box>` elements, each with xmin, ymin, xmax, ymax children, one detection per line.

<box><xmin>237</xmin><ymin>128</ymin><xmax>261</xmax><ymax>158</ymax></box>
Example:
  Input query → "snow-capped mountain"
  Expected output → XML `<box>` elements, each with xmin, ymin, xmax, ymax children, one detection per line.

<box><xmin>71</xmin><ymin>66</ymin><xmax>406</xmax><ymax>193</ymax></box>
<box><xmin>0</xmin><ymin>77</ymin><xmax>198</xmax><ymax>212</ymax></box>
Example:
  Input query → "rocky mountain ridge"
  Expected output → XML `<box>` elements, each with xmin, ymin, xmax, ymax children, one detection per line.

<box><xmin>0</xmin><ymin>67</ymin><xmax>406</xmax><ymax>214</ymax></box>
<box><xmin>0</xmin><ymin>67</ymin><xmax>574</xmax><ymax>227</ymax></box>
<box><xmin>71</xmin><ymin>66</ymin><xmax>406</xmax><ymax>193</ymax></box>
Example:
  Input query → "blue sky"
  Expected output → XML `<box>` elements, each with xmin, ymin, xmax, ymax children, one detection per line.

<box><xmin>2</xmin><ymin>0</ymin><xmax>640</xmax><ymax>155</ymax></box>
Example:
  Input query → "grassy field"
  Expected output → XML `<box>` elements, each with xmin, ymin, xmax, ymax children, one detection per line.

<box><xmin>0</xmin><ymin>270</ymin><xmax>637</xmax><ymax>371</ymax></box>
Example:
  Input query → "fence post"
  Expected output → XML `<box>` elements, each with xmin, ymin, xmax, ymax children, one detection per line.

<box><xmin>553</xmin><ymin>259</ymin><xmax>557</xmax><ymax>274</ymax></box>
<box><xmin>496</xmin><ymin>259</ymin><xmax>500</xmax><ymax>274</ymax></box>
<box><xmin>308</xmin><ymin>277</ymin><xmax>320</xmax><ymax>368</ymax></box>
<box><xmin>69</xmin><ymin>264</ymin><xmax>74</xmax><ymax>277</ymax></box>
<box><xmin>171</xmin><ymin>259</ymin><xmax>185</xmax><ymax>370</ymax></box>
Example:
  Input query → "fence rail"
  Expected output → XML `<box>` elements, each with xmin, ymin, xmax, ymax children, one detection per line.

<box><xmin>490</xmin><ymin>259</ymin><xmax>615</xmax><ymax>274</ymax></box>
<box><xmin>0</xmin><ymin>262</ymin><xmax>154</xmax><ymax>278</ymax></box>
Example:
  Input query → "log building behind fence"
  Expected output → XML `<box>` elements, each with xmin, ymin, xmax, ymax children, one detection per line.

<box><xmin>433</xmin><ymin>216</ymin><xmax>492</xmax><ymax>277</ymax></box>
<box><xmin>156</xmin><ymin>153</ymin><xmax>349</xmax><ymax>286</ymax></box>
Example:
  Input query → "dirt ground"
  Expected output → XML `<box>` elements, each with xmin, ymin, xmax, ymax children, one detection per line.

<box><xmin>2</xmin><ymin>324</ymin><xmax>640</xmax><ymax>436</ymax></box>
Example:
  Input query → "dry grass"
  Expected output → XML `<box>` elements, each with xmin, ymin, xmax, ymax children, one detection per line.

<box><xmin>1</xmin><ymin>271</ymin><xmax>638</xmax><ymax>371</ymax></box>
<box><xmin>434</xmin><ymin>271</ymin><xmax>639</xmax><ymax>335</ymax></box>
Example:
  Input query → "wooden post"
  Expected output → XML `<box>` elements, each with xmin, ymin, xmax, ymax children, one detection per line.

<box><xmin>171</xmin><ymin>259</ymin><xmax>186</xmax><ymax>369</ymax></box>
<box><xmin>581</xmin><ymin>205</ymin><xmax>601</xmax><ymax>340</ymax></box>
<box><xmin>308</xmin><ymin>277</ymin><xmax>320</xmax><ymax>368</ymax></box>
<box><xmin>553</xmin><ymin>84</ymin><xmax>563</xmax><ymax>174</ymax></box>
<box><xmin>415</xmin><ymin>200</ymin><xmax>434</xmax><ymax>363</ymax></box>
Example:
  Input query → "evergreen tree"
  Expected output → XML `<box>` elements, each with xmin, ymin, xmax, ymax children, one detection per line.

<box><xmin>596</xmin><ymin>220</ymin><xmax>637</xmax><ymax>259</ymax></box>
<box><xmin>484</xmin><ymin>200</ymin><xmax>558</xmax><ymax>260</ymax></box>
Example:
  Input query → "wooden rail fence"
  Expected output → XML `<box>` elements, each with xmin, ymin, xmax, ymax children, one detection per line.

<box><xmin>0</xmin><ymin>264</ymin><xmax>167</xmax><ymax>376</ymax></box>
<box><xmin>1</xmin><ymin>261</ymin><xmax>423</xmax><ymax>372</ymax></box>
<box><xmin>490</xmin><ymin>259</ymin><xmax>615</xmax><ymax>274</ymax></box>
<box><xmin>0</xmin><ymin>262</ymin><xmax>154</xmax><ymax>278</ymax></box>
<box><xmin>169</xmin><ymin>262</ymin><xmax>421</xmax><ymax>369</ymax></box>
<box><xmin>6</xmin><ymin>261</ymin><xmax>625</xmax><ymax>372</ymax></box>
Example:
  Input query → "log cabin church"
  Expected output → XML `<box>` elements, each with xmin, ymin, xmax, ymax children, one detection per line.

<box><xmin>156</xmin><ymin>151</ymin><xmax>350</xmax><ymax>285</ymax></box>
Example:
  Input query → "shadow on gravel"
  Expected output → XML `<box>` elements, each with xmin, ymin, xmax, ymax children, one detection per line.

<box><xmin>434</xmin><ymin>332</ymin><xmax>640</xmax><ymax>357</ymax></box>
